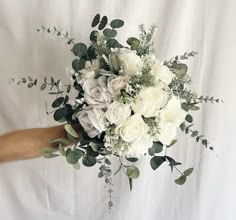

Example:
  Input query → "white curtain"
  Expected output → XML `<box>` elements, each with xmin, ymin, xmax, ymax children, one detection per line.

<box><xmin>0</xmin><ymin>0</ymin><xmax>235</xmax><ymax>219</ymax></box>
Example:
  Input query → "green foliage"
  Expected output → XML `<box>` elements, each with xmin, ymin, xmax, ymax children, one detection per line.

<box><xmin>106</xmin><ymin>39</ymin><xmax>123</xmax><ymax>48</ymax></box>
<box><xmin>98</xmin><ymin>16</ymin><xmax>108</xmax><ymax>30</ymax></box>
<box><xmin>71</xmin><ymin>43</ymin><xmax>87</xmax><ymax>57</ymax></box>
<box><xmin>127</xmin><ymin>37</ymin><xmax>140</xmax><ymax>50</ymax></box>
<box><xmin>150</xmin><ymin>156</ymin><xmax>166</xmax><ymax>170</ymax></box>
<box><xmin>72</xmin><ymin>58</ymin><xmax>86</xmax><ymax>71</ymax></box>
<box><xmin>110</xmin><ymin>19</ymin><xmax>124</xmax><ymax>28</ymax></box>
<box><xmin>40</xmin><ymin>147</ymin><xmax>59</xmax><ymax>159</ymax></box>
<box><xmin>92</xmin><ymin>14</ymin><xmax>100</xmax><ymax>27</ymax></box>
<box><xmin>66</xmin><ymin>148</ymin><xmax>81</xmax><ymax>164</ymax></box>
<box><xmin>52</xmin><ymin>97</ymin><xmax>64</xmax><ymax>108</ymax></box>
<box><xmin>169</xmin><ymin>63</ymin><xmax>188</xmax><ymax>79</ymax></box>
<box><xmin>53</xmin><ymin>106</ymin><xmax>67</xmax><ymax>121</ymax></box>
<box><xmin>82</xmin><ymin>155</ymin><xmax>97</xmax><ymax>167</ymax></box>
<box><xmin>185</xmin><ymin>114</ymin><xmax>193</xmax><ymax>123</ymax></box>
<box><xmin>103</xmin><ymin>28</ymin><xmax>117</xmax><ymax>38</ymax></box>
<box><xmin>175</xmin><ymin>175</ymin><xmax>186</xmax><ymax>185</ymax></box>
<box><xmin>126</xmin><ymin>165</ymin><xmax>140</xmax><ymax>179</ymax></box>
<box><xmin>148</xmin><ymin>142</ymin><xmax>163</xmax><ymax>156</ymax></box>
<box><xmin>183</xmin><ymin>168</ymin><xmax>194</xmax><ymax>176</ymax></box>
<box><xmin>64</xmin><ymin>124</ymin><xmax>78</xmax><ymax>138</ymax></box>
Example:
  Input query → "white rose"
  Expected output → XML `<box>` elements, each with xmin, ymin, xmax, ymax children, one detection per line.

<box><xmin>118</xmin><ymin>48</ymin><xmax>142</xmax><ymax>76</ymax></box>
<box><xmin>160</xmin><ymin>96</ymin><xmax>187</xmax><ymax>126</ymax></box>
<box><xmin>106</xmin><ymin>101</ymin><xmax>131</xmax><ymax>125</ymax></box>
<box><xmin>83</xmin><ymin>76</ymin><xmax>111</xmax><ymax>105</ymax></box>
<box><xmin>131</xmin><ymin>86</ymin><xmax>168</xmax><ymax>117</ymax></box>
<box><xmin>116</xmin><ymin>114</ymin><xmax>148</xmax><ymax>142</ymax></box>
<box><xmin>157</xmin><ymin>122</ymin><xmax>177</xmax><ymax>145</ymax></box>
<box><xmin>107</xmin><ymin>75</ymin><xmax>128</xmax><ymax>97</ymax></box>
<box><xmin>126</xmin><ymin>133</ymin><xmax>153</xmax><ymax>158</ymax></box>
<box><xmin>77</xmin><ymin>107</ymin><xmax>106</xmax><ymax>138</ymax></box>
<box><xmin>150</xmin><ymin>59</ymin><xmax>175</xmax><ymax>85</ymax></box>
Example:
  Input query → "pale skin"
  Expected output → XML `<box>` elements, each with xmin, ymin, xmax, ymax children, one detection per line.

<box><xmin>0</xmin><ymin>125</ymin><xmax>67</xmax><ymax>163</ymax></box>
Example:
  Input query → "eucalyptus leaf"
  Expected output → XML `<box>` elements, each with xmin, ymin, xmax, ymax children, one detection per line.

<box><xmin>53</xmin><ymin>107</ymin><xmax>68</xmax><ymax>121</ymax></box>
<box><xmin>91</xmin><ymin>14</ymin><xmax>100</xmax><ymax>27</ymax></box>
<box><xmin>152</xmin><ymin>142</ymin><xmax>163</xmax><ymax>153</ymax></box>
<box><xmin>110</xmin><ymin>19</ymin><xmax>124</xmax><ymax>28</ymax></box>
<box><xmin>127</xmin><ymin>37</ymin><xmax>140</xmax><ymax>49</ymax></box>
<box><xmin>103</xmin><ymin>28</ymin><xmax>117</xmax><ymax>38</ymax></box>
<box><xmin>52</xmin><ymin>97</ymin><xmax>64</xmax><ymax>108</ymax></box>
<box><xmin>126</xmin><ymin>157</ymin><xmax>138</xmax><ymax>162</ymax></box>
<box><xmin>150</xmin><ymin>156</ymin><xmax>166</xmax><ymax>170</ymax></box>
<box><xmin>72</xmin><ymin>58</ymin><xmax>86</xmax><ymax>71</ymax></box>
<box><xmin>40</xmin><ymin>147</ymin><xmax>53</xmax><ymax>155</ymax></box>
<box><xmin>90</xmin><ymin>30</ymin><xmax>98</xmax><ymax>42</ymax></box>
<box><xmin>82</xmin><ymin>155</ymin><xmax>96</xmax><ymax>167</ymax></box>
<box><xmin>64</xmin><ymin>124</ymin><xmax>78</xmax><ymax>138</ymax></box>
<box><xmin>49</xmin><ymin>138</ymin><xmax>72</xmax><ymax>146</ymax></box>
<box><xmin>185</xmin><ymin>114</ymin><xmax>193</xmax><ymax>123</ymax></box>
<box><xmin>107</xmin><ymin>39</ymin><xmax>122</xmax><ymax>48</ymax></box>
<box><xmin>98</xmin><ymin>16</ymin><xmax>108</xmax><ymax>30</ymax></box>
<box><xmin>59</xmin><ymin>144</ymin><xmax>66</xmax><ymax>156</ymax></box>
<box><xmin>71</xmin><ymin>43</ymin><xmax>87</xmax><ymax>57</ymax></box>
<box><xmin>169</xmin><ymin>63</ymin><xmax>188</xmax><ymax>79</ymax></box>
<box><xmin>73</xmin><ymin>162</ymin><xmax>81</xmax><ymax>170</ymax></box>
<box><xmin>183</xmin><ymin>168</ymin><xmax>194</xmax><ymax>176</ymax></box>
<box><xmin>44</xmin><ymin>153</ymin><xmax>59</xmax><ymax>159</ymax></box>
<box><xmin>175</xmin><ymin>175</ymin><xmax>187</xmax><ymax>185</ymax></box>
<box><xmin>66</xmin><ymin>149</ymin><xmax>79</xmax><ymax>164</ymax></box>
<box><xmin>126</xmin><ymin>165</ymin><xmax>140</xmax><ymax>179</ymax></box>
<box><xmin>109</xmin><ymin>52</ymin><xmax>121</xmax><ymax>72</ymax></box>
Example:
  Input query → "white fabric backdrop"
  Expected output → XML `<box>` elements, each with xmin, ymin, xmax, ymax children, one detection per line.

<box><xmin>0</xmin><ymin>0</ymin><xmax>235</xmax><ymax>219</ymax></box>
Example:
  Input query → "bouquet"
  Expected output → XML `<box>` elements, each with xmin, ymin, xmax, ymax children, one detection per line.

<box><xmin>12</xmin><ymin>14</ymin><xmax>221</xmax><ymax>209</ymax></box>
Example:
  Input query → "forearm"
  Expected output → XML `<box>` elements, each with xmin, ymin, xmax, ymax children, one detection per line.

<box><xmin>0</xmin><ymin>125</ymin><xmax>66</xmax><ymax>162</ymax></box>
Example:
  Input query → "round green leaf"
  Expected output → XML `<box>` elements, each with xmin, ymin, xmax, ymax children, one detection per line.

<box><xmin>183</xmin><ymin>168</ymin><xmax>194</xmax><ymax>176</ymax></box>
<box><xmin>72</xmin><ymin>58</ymin><xmax>86</xmax><ymax>71</ymax></box>
<box><xmin>71</xmin><ymin>43</ymin><xmax>87</xmax><ymax>57</ymax></box>
<box><xmin>90</xmin><ymin>30</ymin><xmax>98</xmax><ymax>42</ymax></box>
<box><xmin>82</xmin><ymin>156</ymin><xmax>96</xmax><ymax>167</ymax></box>
<box><xmin>66</xmin><ymin>149</ymin><xmax>79</xmax><ymax>164</ymax></box>
<box><xmin>185</xmin><ymin>114</ymin><xmax>193</xmax><ymax>123</ymax></box>
<box><xmin>53</xmin><ymin>107</ymin><xmax>68</xmax><ymax>121</ymax></box>
<box><xmin>110</xmin><ymin>19</ymin><xmax>124</xmax><ymax>29</ymax></box>
<box><xmin>52</xmin><ymin>97</ymin><xmax>64</xmax><ymax>108</ymax></box>
<box><xmin>98</xmin><ymin>16</ymin><xmax>108</xmax><ymax>30</ymax></box>
<box><xmin>175</xmin><ymin>175</ymin><xmax>187</xmax><ymax>185</ymax></box>
<box><xmin>103</xmin><ymin>28</ymin><xmax>117</xmax><ymax>38</ymax></box>
<box><xmin>107</xmin><ymin>39</ymin><xmax>122</xmax><ymax>48</ymax></box>
<box><xmin>152</xmin><ymin>142</ymin><xmax>163</xmax><ymax>153</ymax></box>
<box><xmin>91</xmin><ymin>14</ymin><xmax>100</xmax><ymax>27</ymax></box>
<box><xmin>150</xmin><ymin>156</ymin><xmax>166</xmax><ymax>170</ymax></box>
<box><xmin>126</xmin><ymin>37</ymin><xmax>140</xmax><ymax>49</ymax></box>
<box><xmin>73</xmin><ymin>162</ymin><xmax>80</xmax><ymax>170</ymax></box>
<box><xmin>126</xmin><ymin>165</ymin><xmax>140</xmax><ymax>179</ymax></box>
<box><xmin>169</xmin><ymin>63</ymin><xmax>188</xmax><ymax>79</ymax></box>
<box><xmin>87</xmin><ymin>45</ymin><xmax>96</xmax><ymax>59</ymax></box>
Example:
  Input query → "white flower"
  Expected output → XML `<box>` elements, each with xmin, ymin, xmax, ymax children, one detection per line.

<box><xmin>77</xmin><ymin>107</ymin><xmax>106</xmax><ymax>138</ymax></box>
<box><xmin>126</xmin><ymin>133</ymin><xmax>153</xmax><ymax>158</ymax></box>
<box><xmin>83</xmin><ymin>76</ymin><xmax>111</xmax><ymax>105</ymax></box>
<box><xmin>107</xmin><ymin>75</ymin><xmax>128</xmax><ymax>97</ymax></box>
<box><xmin>160</xmin><ymin>96</ymin><xmax>187</xmax><ymax>127</ymax></box>
<box><xmin>156</xmin><ymin>96</ymin><xmax>187</xmax><ymax>145</ymax></box>
<box><xmin>79</xmin><ymin>59</ymin><xmax>100</xmax><ymax>81</ymax></box>
<box><xmin>157</xmin><ymin>122</ymin><xmax>177</xmax><ymax>145</ymax></box>
<box><xmin>131</xmin><ymin>86</ymin><xmax>168</xmax><ymax>117</ymax></box>
<box><xmin>106</xmin><ymin>101</ymin><xmax>131</xmax><ymax>125</ymax></box>
<box><xmin>118</xmin><ymin>48</ymin><xmax>142</xmax><ymax>76</ymax></box>
<box><xmin>116</xmin><ymin>114</ymin><xmax>148</xmax><ymax>142</ymax></box>
<box><xmin>150</xmin><ymin>59</ymin><xmax>175</xmax><ymax>85</ymax></box>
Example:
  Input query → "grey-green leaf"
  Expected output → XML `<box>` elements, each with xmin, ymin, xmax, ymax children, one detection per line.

<box><xmin>92</xmin><ymin>14</ymin><xmax>100</xmax><ymax>27</ymax></box>
<box><xmin>183</xmin><ymin>168</ymin><xmax>194</xmax><ymax>176</ymax></box>
<box><xmin>71</xmin><ymin>43</ymin><xmax>87</xmax><ymax>57</ymax></box>
<box><xmin>110</xmin><ymin>19</ymin><xmax>124</xmax><ymax>29</ymax></box>
<box><xmin>153</xmin><ymin>142</ymin><xmax>163</xmax><ymax>153</ymax></box>
<box><xmin>185</xmin><ymin>114</ymin><xmax>193</xmax><ymax>123</ymax></box>
<box><xmin>126</xmin><ymin>37</ymin><xmax>140</xmax><ymax>49</ymax></box>
<box><xmin>98</xmin><ymin>16</ymin><xmax>108</xmax><ymax>30</ymax></box>
<box><xmin>169</xmin><ymin>63</ymin><xmax>188</xmax><ymax>79</ymax></box>
<box><xmin>66</xmin><ymin>149</ymin><xmax>79</xmax><ymax>164</ymax></box>
<box><xmin>73</xmin><ymin>162</ymin><xmax>80</xmax><ymax>170</ymax></box>
<box><xmin>64</xmin><ymin>124</ymin><xmax>78</xmax><ymax>138</ymax></box>
<box><xmin>175</xmin><ymin>175</ymin><xmax>187</xmax><ymax>185</ymax></box>
<box><xmin>52</xmin><ymin>97</ymin><xmax>64</xmax><ymax>108</ymax></box>
<box><xmin>150</xmin><ymin>156</ymin><xmax>166</xmax><ymax>170</ymax></box>
<box><xmin>82</xmin><ymin>156</ymin><xmax>96</xmax><ymax>167</ymax></box>
<box><xmin>103</xmin><ymin>28</ymin><xmax>117</xmax><ymax>38</ymax></box>
<box><xmin>72</xmin><ymin>58</ymin><xmax>86</xmax><ymax>71</ymax></box>
<box><xmin>126</xmin><ymin>165</ymin><xmax>140</xmax><ymax>179</ymax></box>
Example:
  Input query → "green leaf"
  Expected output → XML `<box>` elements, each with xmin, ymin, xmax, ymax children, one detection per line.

<box><xmin>49</xmin><ymin>138</ymin><xmax>72</xmax><ymax>146</ymax></box>
<box><xmin>105</xmin><ymin>158</ymin><xmax>111</xmax><ymax>165</ymax></box>
<box><xmin>52</xmin><ymin>97</ymin><xmax>64</xmax><ymax>108</ymax></box>
<box><xmin>90</xmin><ymin>30</ymin><xmax>98</xmax><ymax>42</ymax></box>
<box><xmin>180</xmin><ymin>123</ymin><xmax>186</xmax><ymax>131</ymax></box>
<box><xmin>202</xmin><ymin>139</ymin><xmax>208</xmax><ymax>146</ymax></box>
<box><xmin>72</xmin><ymin>58</ymin><xmax>86</xmax><ymax>71</ymax></box>
<box><xmin>167</xmin><ymin>139</ymin><xmax>177</xmax><ymax>148</ymax></box>
<box><xmin>44</xmin><ymin>153</ymin><xmax>59</xmax><ymax>159</ymax></box>
<box><xmin>126</xmin><ymin>157</ymin><xmax>138</xmax><ymax>162</ymax></box>
<box><xmin>181</xmin><ymin>102</ymin><xmax>190</xmax><ymax>111</ymax></box>
<box><xmin>59</xmin><ymin>144</ymin><xmax>66</xmax><ymax>156</ymax></box>
<box><xmin>126</xmin><ymin>37</ymin><xmax>140</xmax><ymax>49</ymax></box>
<box><xmin>183</xmin><ymin>168</ymin><xmax>194</xmax><ymax>176</ymax></box>
<box><xmin>73</xmin><ymin>162</ymin><xmax>80</xmax><ymax>170</ymax></box>
<box><xmin>40</xmin><ymin>147</ymin><xmax>53</xmax><ymax>155</ymax></box>
<box><xmin>126</xmin><ymin>165</ymin><xmax>140</xmax><ymax>179</ymax></box>
<box><xmin>170</xmin><ymin>63</ymin><xmax>188</xmax><ymax>79</ymax></box>
<box><xmin>71</xmin><ymin>43</ymin><xmax>87</xmax><ymax>57</ymax></box>
<box><xmin>185</xmin><ymin>114</ymin><xmax>193</xmax><ymax>123</ymax></box>
<box><xmin>150</xmin><ymin>156</ymin><xmax>166</xmax><ymax>170</ymax></box>
<box><xmin>103</xmin><ymin>28</ymin><xmax>117</xmax><ymax>38</ymax></box>
<box><xmin>82</xmin><ymin>155</ymin><xmax>97</xmax><ymax>167</ymax></box>
<box><xmin>40</xmin><ymin>84</ymin><xmax>47</xmax><ymax>91</ymax></box>
<box><xmin>66</xmin><ymin>149</ymin><xmax>79</xmax><ymax>164</ymax></box>
<box><xmin>91</xmin><ymin>14</ymin><xmax>100</xmax><ymax>27</ymax></box>
<box><xmin>107</xmin><ymin>39</ymin><xmax>122</xmax><ymax>48</ymax></box>
<box><xmin>64</xmin><ymin>124</ymin><xmax>78</xmax><ymax>138</ymax></box>
<box><xmin>175</xmin><ymin>175</ymin><xmax>187</xmax><ymax>185</ymax></box>
<box><xmin>129</xmin><ymin>178</ymin><xmax>133</xmax><ymax>191</ymax></box>
<box><xmin>191</xmin><ymin>131</ymin><xmax>198</xmax><ymax>137</ymax></box>
<box><xmin>190</xmin><ymin>105</ymin><xmax>200</xmax><ymax>111</ymax></box>
<box><xmin>148</xmin><ymin>147</ymin><xmax>155</xmax><ymax>156</ymax></box>
<box><xmin>98</xmin><ymin>16</ymin><xmax>108</xmax><ymax>30</ymax></box>
<box><xmin>153</xmin><ymin>142</ymin><xmax>163</xmax><ymax>153</ymax></box>
<box><xmin>110</xmin><ymin>19</ymin><xmax>124</xmax><ymax>29</ymax></box>
<box><xmin>53</xmin><ymin>107</ymin><xmax>67</xmax><ymax>121</ymax></box>
<box><xmin>87</xmin><ymin>45</ymin><xmax>96</xmax><ymax>59</ymax></box>
<box><xmin>109</xmin><ymin>52</ymin><xmax>121</xmax><ymax>72</ymax></box>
